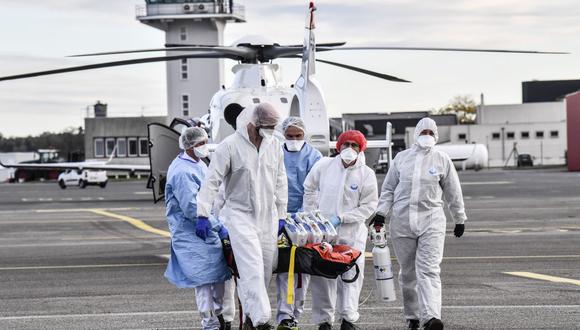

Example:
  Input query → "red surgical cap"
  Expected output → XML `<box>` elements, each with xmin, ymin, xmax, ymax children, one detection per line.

<box><xmin>336</xmin><ymin>130</ymin><xmax>367</xmax><ymax>152</ymax></box>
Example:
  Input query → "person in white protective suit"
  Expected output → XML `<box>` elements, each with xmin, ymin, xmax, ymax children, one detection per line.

<box><xmin>303</xmin><ymin>130</ymin><xmax>378</xmax><ymax>330</ymax></box>
<box><xmin>371</xmin><ymin>117</ymin><xmax>467</xmax><ymax>330</ymax></box>
<box><xmin>276</xmin><ymin>117</ymin><xmax>322</xmax><ymax>330</ymax></box>
<box><xmin>196</xmin><ymin>103</ymin><xmax>288</xmax><ymax>330</ymax></box>
<box><xmin>165</xmin><ymin>127</ymin><xmax>234</xmax><ymax>330</ymax></box>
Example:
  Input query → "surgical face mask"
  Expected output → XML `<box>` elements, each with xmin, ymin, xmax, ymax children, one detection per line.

<box><xmin>259</xmin><ymin>128</ymin><xmax>275</xmax><ymax>139</ymax></box>
<box><xmin>193</xmin><ymin>144</ymin><xmax>209</xmax><ymax>158</ymax></box>
<box><xmin>417</xmin><ymin>135</ymin><xmax>436</xmax><ymax>148</ymax></box>
<box><xmin>285</xmin><ymin>139</ymin><xmax>305</xmax><ymax>152</ymax></box>
<box><xmin>340</xmin><ymin>147</ymin><xmax>358</xmax><ymax>163</ymax></box>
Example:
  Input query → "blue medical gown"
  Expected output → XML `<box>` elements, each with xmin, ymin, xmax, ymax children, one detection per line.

<box><xmin>164</xmin><ymin>154</ymin><xmax>231</xmax><ymax>288</ymax></box>
<box><xmin>283</xmin><ymin>143</ymin><xmax>322</xmax><ymax>213</ymax></box>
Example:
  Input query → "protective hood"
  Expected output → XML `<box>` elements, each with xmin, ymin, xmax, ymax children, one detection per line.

<box><xmin>414</xmin><ymin>117</ymin><xmax>439</xmax><ymax>145</ymax></box>
<box><xmin>235</xmin><ymin>108</ymin><xmax>253</xmax><ymax>141</ymax></box>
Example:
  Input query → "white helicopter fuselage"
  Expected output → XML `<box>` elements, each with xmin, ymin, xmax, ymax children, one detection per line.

<box><xmin>208</xmin><ymin>63</ymin><xmax>296</xmax><ymax>142</ymax></box>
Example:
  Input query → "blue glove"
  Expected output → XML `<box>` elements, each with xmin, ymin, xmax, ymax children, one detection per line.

<box><xmin>278</xmin><ymin>219</ymin><xmax>286</xmax><ymax>235</ymax></box>
<box><xmin>195</xmin><ymin>216</ymin><xmax>210</xmax><ymax>240</ymax></box>
<box><xmin>218</xmin><ymin>225</ymin><xmax>229</xmax><ymax>240</ymax></box>
<box><xmin>329</xmin><ymin>215</ymin><xmax>341</xmax><ymax>228</ymax></box>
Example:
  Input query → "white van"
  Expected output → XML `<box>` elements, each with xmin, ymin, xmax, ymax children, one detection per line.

<box><xmin>58</xmin><ymin>169</ymin><xmax>108</xmax><ymax>189</ymax></box>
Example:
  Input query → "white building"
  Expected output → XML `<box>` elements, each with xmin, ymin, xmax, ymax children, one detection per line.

<box><xmin>136</xmin><ymin>0</ymin><xmax>245</xmax><ymax>122</ymax></box>
<box><xmin>412</xmin><ymin>101</ymin><xmax>567</xmax><ymax>167</ymax></box>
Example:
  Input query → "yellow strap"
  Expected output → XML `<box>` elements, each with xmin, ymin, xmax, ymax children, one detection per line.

<box><xmin>286</xmin><ymin>245</ymin><xmax>297</xmax><ymax>305</ymax></box>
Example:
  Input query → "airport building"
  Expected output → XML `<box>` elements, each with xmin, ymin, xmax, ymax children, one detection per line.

<box><xmin>436</xmin><ymin>101</ymin><xmax>567</xmax><ymax>167</ymax></box>
<box><xmin>84</xmin><ymin>102</ymin><xmax>165</xmax><ymax>166</ymax></box>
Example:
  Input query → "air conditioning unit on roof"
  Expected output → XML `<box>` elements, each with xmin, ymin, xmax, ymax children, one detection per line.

<box><xmin>183</xmin><ymin>3</ymin><xmax>194</xmax><ymax>13</ymax></box>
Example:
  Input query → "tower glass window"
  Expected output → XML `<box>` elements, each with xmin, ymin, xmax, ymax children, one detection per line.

<box><xmin>180</xmin><ymin>59</ymin><xmax>188</xmax><ymax>80</ymax></box>
<box><xmin>180</xmin><ymin>27</ymin><xmax>187</xmax><ymax>41</ymax></box>
<box><xmin>182</xmin><ymin>94</ymin><xmax>190</xmax><ymax>117</ymax></box>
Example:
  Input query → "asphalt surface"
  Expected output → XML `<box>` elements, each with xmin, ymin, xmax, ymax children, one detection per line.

<box><xmin>0</xmin><ymin>168</ymin><xmax>579</xmax><ymax>329</ymax></box>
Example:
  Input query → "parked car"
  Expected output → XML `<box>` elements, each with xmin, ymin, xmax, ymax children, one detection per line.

<box><xmin>58</xmin><ymin>169</ymin><xmax>108</xmax><ymax>189</ymax></box>
<box><xmin>517</xmin><ymin>154</ymin><xmax>534</xmax><ymax>167</ymax></box>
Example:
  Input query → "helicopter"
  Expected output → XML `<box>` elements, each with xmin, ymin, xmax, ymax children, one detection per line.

<box><xmin>0</xmin><ymin>2</ymin><xmax>565</xmax><ymax>199</ymax></box>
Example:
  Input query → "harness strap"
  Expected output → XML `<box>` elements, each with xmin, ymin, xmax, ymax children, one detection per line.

<box><xmin>286</xmin><ymin>245</ymin><xmax>297</xmax><ymax>304</ymax></box>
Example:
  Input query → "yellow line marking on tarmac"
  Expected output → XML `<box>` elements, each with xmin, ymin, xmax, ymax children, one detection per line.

<box><xmin>36</xmin><ymin>207</ymin><xmax>138</xmax><ymax>213</ymax></box>
<box><xmin>88</xmin><ymin>209</ymin><xmax>170</xmax><ymax>238</ymax></box>
<box><xmin>504</xmin><ymin>271</ymin><xmax>580</xmax><ymax>286</ymax></box>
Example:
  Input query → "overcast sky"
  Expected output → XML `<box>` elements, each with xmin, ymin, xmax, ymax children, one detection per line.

<box><xmin>1</xmin><ymin>0</ymin><xmax>579</xmax><ymax>137</ymax></box>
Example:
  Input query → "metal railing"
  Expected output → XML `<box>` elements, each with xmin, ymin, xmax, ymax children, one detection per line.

<box><xmin>136</xmin><ymin>2</ymin><xmax>245</xmax><ymax>20</ymax></box>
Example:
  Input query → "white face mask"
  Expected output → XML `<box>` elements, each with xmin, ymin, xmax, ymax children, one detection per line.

<box><xmin>340</xmin><ymin>147</ymin><xmax>358</xmax><ymax>163</ymax></box>
<box><xmin>285</xmin><ymin>139</ymin><xmax>305</xmax><ymax>152</ymax></box>
<box><xmin>259</xmin><ymin>128</ymin><xmax>275</xmax><ymax>139</ymax></box>
<box><xmin>416</xmin><ymin>135</ymin><xmax>436</xmax><ymax>148</ymax></box>
<box><xmin>193</xmin><ymin>144</ymin><xmax>209</xmax><ymax>158</ymax></box>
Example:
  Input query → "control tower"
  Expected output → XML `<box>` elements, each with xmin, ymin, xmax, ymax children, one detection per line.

<box><xmin>136</xmin><ymin>1</ymin><xmax>245</xmax><ymax>121</ymax></box>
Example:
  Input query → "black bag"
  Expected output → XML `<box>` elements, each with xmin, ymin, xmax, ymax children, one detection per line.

<box><xmin>275</xmin><ymin>243</ymin><xmax>361</xmax><ymax>283</ymax></box>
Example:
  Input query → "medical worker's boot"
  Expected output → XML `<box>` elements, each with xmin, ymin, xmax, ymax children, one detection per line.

<box><xmin>318</xmin><ymin>322</ymin><xmax>332</xmax><ymax>330</ymax></box>
<box><xmin>407</xmin><ymin>319</ymin><xmax>420</xmax><ymax>329</ymax></box>
<box><xmin>277</xmin><ymin>318</ymin><xmax>298</xmax><ymax>330</ymax></box>
<box><xmin>340</xmin><ymin>319</ymin><xmax>360</xmax><ymax>330</ymax></box>
<box><xmin>243</xmin><ymin>317</ymin><xmax>255</xmax><ymax>330</ymax></box>
<box><xmin>256</xmin><ymin>323</ymin><xmax>274</xmax><ymax>330</ymax></box>
<box><xmin>217</xmin><ymin>314</ymin><xmax>231</xmax><ymax>330</ymax></box>
<box><xmin>423</xmin><ymin>318</ymin><xmax>444</xmax><ymax>330</ymax></box>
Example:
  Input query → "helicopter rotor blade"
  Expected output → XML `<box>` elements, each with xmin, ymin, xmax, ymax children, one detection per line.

<box><xmin>69</xmin><ymin>46</ymin><xmax>254</xmax><ymax>58</ymax></box>
<box><xmin>316</xmin><ymin>46</ymin><xmax>569</xmax><ymax>55</ymax></box>
<box><xmin>315</xmin><ymin>58</ymin><xmax>411</xmax><ymax>83</ymax></box>
<box><xmin>0</xmin><ymin>52</ymin><xmax>239</xmax><ymax>82</ymax></box>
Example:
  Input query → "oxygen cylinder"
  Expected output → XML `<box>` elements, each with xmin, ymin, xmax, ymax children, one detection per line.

<box><xmin>371</xmin><ymin>226</ymin><xmax>396</xmax><ymax>302</ymax></box>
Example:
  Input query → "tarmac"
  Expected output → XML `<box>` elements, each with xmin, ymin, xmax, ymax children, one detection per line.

<box><xmin>0</xmin><ymin>167</ymin><xmax>579</xmax><ymax>329</ymax></box>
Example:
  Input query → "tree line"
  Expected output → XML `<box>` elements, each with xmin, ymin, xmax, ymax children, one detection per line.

<box><xmin>0</xmin><ymin>127</ymin><xmax>85</xmax><ymax>160</ymax></box>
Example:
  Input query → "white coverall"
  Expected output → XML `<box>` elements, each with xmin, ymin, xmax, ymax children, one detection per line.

<box><xmin>197</xmin><ymin>117</ymin><xmax>288</xmax><ymax>326</ymax></box>
<box><xmin>376</xmin><ymin>118</ymin><xmax>467</xmax><ymax>325</ymax></box>
<box><xmin>195</xmin><ymin>283</ymin><xmax>228</xmax><ymax>329</ymax></box>
<box><xmin>303</xmin><ymin>153</ymin><xmax>378</xmax><ymax>324</ymax></box>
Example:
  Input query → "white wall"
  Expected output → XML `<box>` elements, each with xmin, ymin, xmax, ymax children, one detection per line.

<box><xmin>404</xmin><ymin>101</ymin><xmax>568</xmax><ymax>167</ymax></box>
<box><xmin>479</xmin><ymin>101</ymin><xmax>566</xmax><ymax>124</ymax></box>
<box><xmin>448</xmin><ymin>123</ymin><xmax>567</xmax><ymax>167</ymax></box>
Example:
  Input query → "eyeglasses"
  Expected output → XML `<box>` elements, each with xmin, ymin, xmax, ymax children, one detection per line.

<box><xmin>341</xmin><ymin>141</ymin><xmax>360</xmax><ymax>149</ymax></box>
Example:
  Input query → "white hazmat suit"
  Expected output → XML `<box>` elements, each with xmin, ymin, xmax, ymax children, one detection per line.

<box><xmin>196</xmin><ymin>106</ymin><xmax>288</xmax><ymax>326</ymax></box>
<box><xmin>303</xmin><ymin>152</ymin><xmax>378</xmax><ymax>325</ymax></box>
<box><xmin>376</xmin><ymin>118</ymin><xmax>467</xmax><ymax>325</ymax></box>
